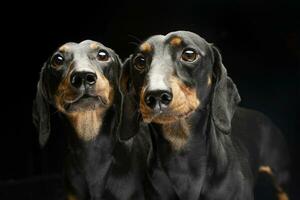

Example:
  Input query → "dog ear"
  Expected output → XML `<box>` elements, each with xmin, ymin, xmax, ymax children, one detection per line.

<box><xmin>32</xmin><ymin>63</ymin><xmax>51</xmax><ymax>147</ymax></box>
<box><xmin>111</xmin><ymin>52</ymin><xmax>123</xmax><ymax>90</ymax></box>
<box><xmin>117</xmin><ymin>56</ymin><xmax>141</xmax><ymax>141</ymax></box>
<box><xmin>211</xmin><ymin>46</ymin><xmax>241</xmax><ymax>134</ymax></box>
<box><xmin>119</xmin><ymin>55</ymin><xmax>132</xmax><ymax>94</ymax></box>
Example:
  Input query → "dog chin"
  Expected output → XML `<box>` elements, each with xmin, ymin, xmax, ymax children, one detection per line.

<box><xmin>64</xmin><ymin>96</ymin><xmax>106</xmax><ymax>113</ymax></box>
<box><xmin>142</xmin><ymin>110</ymin><xmax>194</xmax><ymax>124</ymax></box>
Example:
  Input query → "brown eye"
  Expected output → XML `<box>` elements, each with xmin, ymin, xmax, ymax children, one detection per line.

<box><xmin>133</xmin><ymin>55</ymin><xmax>146</xmax><ymax>71</ymax></box>
<box><xmin>51</xmin><ymin>54</ymin><xmax>64</xmax><ymax>67</ymax></box>
<box><xmin>181</xmin><ymin>49</ymin><xmax>198</xmax><ymax>62</ymax></box>
<box><xmin>97</xmin><ymin>50</ymin><xmax>109</xmax><ymax>61</ymax></box>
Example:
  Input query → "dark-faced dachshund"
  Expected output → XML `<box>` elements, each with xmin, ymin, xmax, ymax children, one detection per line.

<box><xmin>121</xmin><ymin>31</ymin><xmax>290</xmax><ymax>200</ymax></box>
<box><xmin>33</xmin><ymin>40</ymin><xmax>150</xmax><ymax>200</ymax></box>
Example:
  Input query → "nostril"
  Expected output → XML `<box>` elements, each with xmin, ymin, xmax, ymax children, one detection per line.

<box><xmin>160</xmin><ymin>92</ymin><xmax>172</xmax><ymax>105</ymax></box>
<box><xmin>86</xmin><ymin>73</ymin><xmax>97</xmax><ymax>85</ymax></box>
<box><xmin>145</xmin><ymin>95</ymin><xmax>157</xmax><ymax>108</ymax></box>
<box><xmin>71</xmin><ymin>74</ymin><xmax>83</xmax><ymax>88</ymax></box>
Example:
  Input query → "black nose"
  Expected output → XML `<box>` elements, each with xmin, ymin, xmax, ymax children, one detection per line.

<box><xmin>70</xmin><ymin>71</ymin><xmax>97</xmax><ymax>88</ymax></box>
<box><xmin>144</xmin><ymin>90</ymin><xmax>173</xmax><ymax>109</ymax></box>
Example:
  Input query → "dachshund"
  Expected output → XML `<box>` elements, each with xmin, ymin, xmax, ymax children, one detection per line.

<box><xmin>121</xmin><ymin>31</ymin><xmax>290</xmax><ymax>200</ymax></box>
<box><xmin>33</xmin><ymin>40</ymin><xmax>150</xmax><ymax>200</ymax></box>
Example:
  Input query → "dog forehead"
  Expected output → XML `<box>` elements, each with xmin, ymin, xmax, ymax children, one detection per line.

<box><xmin>63</xmin><ymin>40</ymin><xmax>106</xmax><ymax>57</ymax></box>
<box><xmin>58</xmin><ymin>42</ymin><xmax>77</xmax><ymax>52</ymax></box>
<box><xmin>58</xmin><ymin>40</ymin><xmax>99</xmax><ymax>52</ymax></box>
<box><xmin>167</xmin><ymin>31</ymin><xmax>211</xmax><ymax>55</ymax></box>
<box><xmin>166</xmin><ymin>31</ymin><xmax>206</xmax><ymax>43</ymax></box>
<box><xmin>141</xmin><ymin>35</ymin><xmax>165</xmax><ymax>51</ymax></box>
<box><xmin>146</xmin><ymin>35</ymin><xmax>165</xmax><ymax>43</ymax></box>
<box><xmin>78</xmin><ymin>40</ymin><xmax>106</xmax><ymax>51</ymax></box>
<box><xmin>143</xmin><ymin>31</ymin><xmax>209</xmax><ymax>52</ymax></box>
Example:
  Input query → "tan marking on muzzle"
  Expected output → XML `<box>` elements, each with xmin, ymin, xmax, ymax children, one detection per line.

<box><xmin>67</xmin><ymin>73</ymin><xmax>113</xmax><ymax>140</ymax></box>
<box><xmin>140</xmin><ymin>76</ymin><xmax>200</xmax><ymax>124</ymax></box>
<box><xmin>169</xmin><ymin>36</ymin><xmax>182</xmax><ymax>46</ymax></box>
<box><xmin>90</xmin><ymin>42</ymin><xmax>100</xmax><ymax>49</ymax></box>
<box><xmin>96</xmin><ymin>73</ymin><xmax>114</xmax><ymax>106</ymax></box>
<box><xmin>140</xmin><ymin>42</ymin><xmax>152</xmax><ymax>53</ymax></box>
<box><xmin>54</xmin><ymin>69</ymin><xmax>76</xmax><ymax>113</ymax></box>
<box><xmin>54</xmin><ymin>70</ymin><xmax>114</xmax><ymax>140</ymax></box>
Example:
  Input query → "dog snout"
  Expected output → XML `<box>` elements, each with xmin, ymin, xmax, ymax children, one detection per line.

<box><xmin>70</xmin><ymin>71</ymin><xmax>97</xmax><ymax>89</ymax></box>
<box><xmin>144</xmin><ymin>89</ymin><xmax>173</xmax><ymax>110</ymax></box>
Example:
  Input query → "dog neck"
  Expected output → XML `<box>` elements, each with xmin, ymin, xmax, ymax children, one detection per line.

<box><xmin>152</xmin><ymin>108</ymin><xmax>233</xmax><ymax>199</ymax></box>
<box><xmin>161</xmin><ymin>119</ymin><xmax>191</xmax><ymax>151</ymax></box>
<box><xmin>66</xmin><ymin>106</ymin><xmax>110</xmax><ymax>142</ymax></box>
<box><xmin>157</xmin><ymin>109</ymin><xmax>208</xmax><ymax>151</ymax></box>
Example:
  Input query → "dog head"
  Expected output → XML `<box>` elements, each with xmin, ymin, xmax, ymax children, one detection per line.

<box><xmin>121</xmin><ymin>31</ymin><xmax>240</xmax><ymax>134</ymax></box>
<box><xmin>33</xmin><ymin>40</ymin><xmax>121</xmax><ymax>146</ymax></box>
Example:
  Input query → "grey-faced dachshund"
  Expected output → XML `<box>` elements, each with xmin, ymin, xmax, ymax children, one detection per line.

<box><xmin>33</xmin><ymin>40</ymin><xmax>150</xmax><ymax>200</ymax></box>
<box><xmin>121</xmin><ymin>31</ymin><xmax>290</xmax><ymax>200</ymax></box>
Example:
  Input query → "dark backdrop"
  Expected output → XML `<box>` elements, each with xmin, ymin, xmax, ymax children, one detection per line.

<box><xmin>1</xmin><ymin>0</ymin><xmax>299</xmax><ymax>199</ymax></box>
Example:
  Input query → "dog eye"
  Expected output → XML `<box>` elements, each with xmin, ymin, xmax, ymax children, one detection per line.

<box><xmin>181</xmin><ymin>49</ymin><xmax>199</xmax><ymax>62</ymax></box>
<box><xmin>133</xmin><ymin>55</ymin><xmax>146</xmax><ymax>71</ymax></box>
<box><xmin>51</xmin><ymin>54</ymin><xmax>64</xmax><ymax>67</ymax></box>
<box><xmin>97</xmin><ymin>50</ymin><xmax>109</xmax><ymax>61</ymax></box>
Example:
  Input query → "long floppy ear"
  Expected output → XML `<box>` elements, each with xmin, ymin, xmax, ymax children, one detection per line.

<box><xmin>117</xmin><ymin>56</ymin><xmax>141</xmax><ymax>141</ymax></box>
<box><xmin>110</xmin><ymin>52</ymin><xmax>123</xmax><ymax>105</ymax></box>
<box><xmin>211</xmin><ymin>46</ymin><xmax>241</xmax><ymax>134</ymax></box>
<box><xmin>119</xmin><ymin>55</ymin><xmax>132</xmax><ymax>94</ymax></box>
<box><xmin>32</xmin><ymin>63</ymin><xmax>51</xmax><ymax>147</ymax></box>
<box><xmin>110</xmin><ymin>50</ymin><xmax>123</xmax><ymax>91</ymax></box>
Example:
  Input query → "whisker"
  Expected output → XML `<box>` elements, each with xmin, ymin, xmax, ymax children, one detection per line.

<box><xmin>128</xmin><ymin>41</ymin><xmax>140</xmax><ymax>47</ymax></box>
<box><xmin>128</xmin><ymin>34</ymin><xmax>142</xmax><ymax>43</ymax></box>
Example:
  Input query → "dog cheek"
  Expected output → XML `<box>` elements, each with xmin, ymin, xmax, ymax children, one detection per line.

<box><xmin>55</xmin><ymin>84</ymin><xmax>80</xmax><ymax>112</ymax></box>
<box><xmin>54</xmin><ymin>94</ymin><xmax>65</xmax><ymax>112</ymax></box>
<box><xmin>108</xmin><ymin>86</ymin><xmax>114</xmax><ymax>106</ymax></box>
<box><xmin>185</xmin><ymin>87</ymin><xmax>200</xmax><ymax>111</ymax></box>
<box><xmin>96</xmin><ymin>73</ymin><xmax>114</xmax><ymax>106</ymax></box>
<box><xmin>54</xmin><ymin>79</ymin><xmax>69</xmax><ymax>112</ymax></box>
<box><xmin>168</xmin><ymin>78</ymin><xmax>186</xmax><ymax>110</ymax></box>
<box><xmin>169</xmin><ymin>77</ymin><xmax>200</xmax><ymax>114</ymax></box>
<box><xmin>53</xmin><ymin>70</ymin><xmax>80</xmax><ymax>111</ymax></box>
<box><xmin>139</xmin><ymin>85</ymin><xmax>152</xmax><ymax>121</ymax></box>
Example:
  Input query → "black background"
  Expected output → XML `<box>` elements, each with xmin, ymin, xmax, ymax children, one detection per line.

<box><xmin>1</xmin><ymin>0</ymin><xmax>299</xmax><ymax>199</ymax></box>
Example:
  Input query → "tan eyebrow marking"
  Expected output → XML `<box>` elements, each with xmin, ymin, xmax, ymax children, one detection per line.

<box><xmin>59</xmin><ymin>45</ymin><xmax>70</xmax><ymax>52</ymax></box>
<box><xmin>90</xmin><ymin>42</ymin><xmax>100</xmax><ymax>49</ymax></box>
<box><xmin>170</xmin><ymin>36</ymin><xmax>182</xmax><ymax>46</ymax></box>
<box><xmin>140</xmin><ymin>42</ymin><xmax>152</xmax><ymax>53</ymax></box>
